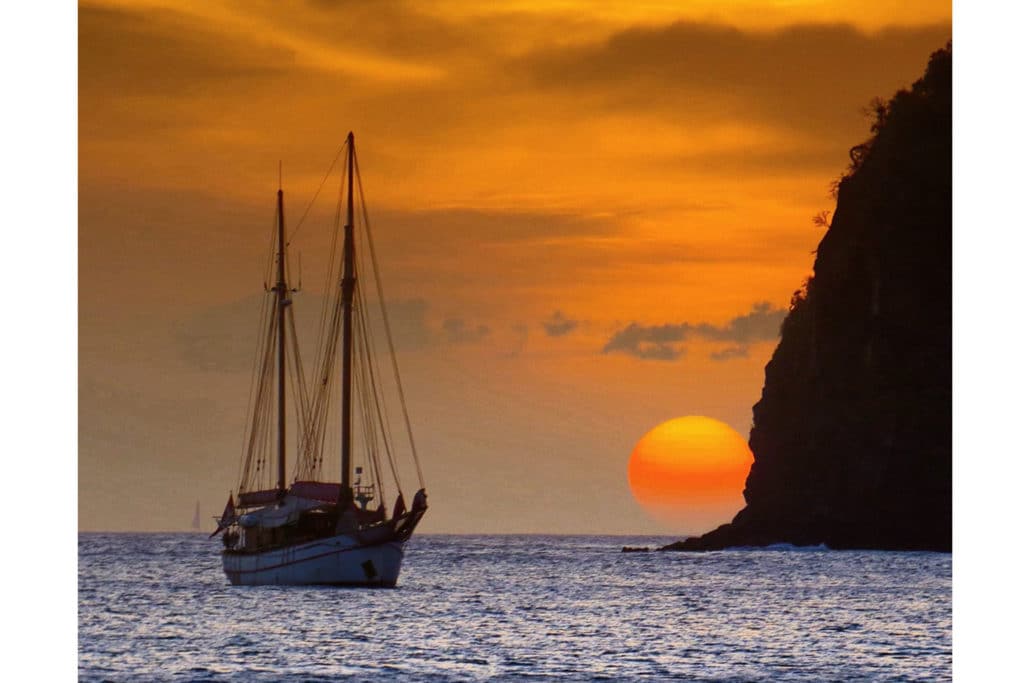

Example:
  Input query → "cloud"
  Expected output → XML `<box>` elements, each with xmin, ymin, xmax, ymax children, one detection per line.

<box><xmin>542</xmin><ymin>311</ymin><xmax>580</xmax><ymax>337</ymax></box>
<box><xmin>601</xmin><ymin>322</ymin><xmax>691</xmax><ymax>361</ymax></box>
<box><xmin>172</xmin><ymin>294</ymin><xmax>435</xmax><ymax>372</ymax></box>
<box><xmin>376</xmin><ymin>298</ymin><xmax>432</xmax><ymax>351</ymax></box>
<box><xmin>603</xmin><ymin>302</ymin><xmax>785</xmax><ymax>361</ymax></box>
<box><xmin>173</xmin><ymin>294</ymin><xmax>273</xmax><ymax>373</ymax></box>
<box><xmin>442</xmin><ymin>318</ymin><xmax>491</xmax><ymax>344</ymax></box>
<box><xmin>376</xmin><ymin>208</ymin><xmax>618</xmax><ymax>247</ymax></box>
<box><xmin>498</xmin><ymin>323</ymin><xmax>530</xmax><ymax>358</ymax></box>
<box><xmin>78</xmin><ymin>4</ymin><xmax>300</xmax><ymax>154</ymax></box>
<box><xmin>516</xmin><ymin>21</ymin><xmax>950</xmax><ymax>147</ymax></box>
<box><xmin>710</xmin><ymin>346</ymin><xmax>750</xmax><ymax>362</ymax></box>
<box><xmin>693</xmin><ymin>301</ymin><xmax>787</xmax><ymax>344</ymax></box>
<box><xmin>79</xmin><ymin>6</ymin><xmax>293</xmax><ymax>104</ymax></box>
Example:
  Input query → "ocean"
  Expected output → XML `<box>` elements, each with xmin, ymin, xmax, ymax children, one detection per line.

<box><xmin>78</xmin><ymin>534</ymin><xmax>951</xmax><ymax>681</ymax></box>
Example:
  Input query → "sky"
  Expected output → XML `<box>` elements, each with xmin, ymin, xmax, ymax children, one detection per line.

<box><xmin>78</xmin><ymin>0</ymin><xmax>951</xmax><ymax>534</ymax></box>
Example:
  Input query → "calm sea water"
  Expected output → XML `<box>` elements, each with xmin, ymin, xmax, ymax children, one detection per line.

<box><xmin>79</xmin><ymin>534</ymin><xmax>950</xmax><ymax>681</ymax></box>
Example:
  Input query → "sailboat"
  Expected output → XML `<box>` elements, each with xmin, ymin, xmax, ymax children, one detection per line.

<box><xmin>192</xmin><ymin>501</ymin><xmax>201</xmax><ymax>532</ymax></box>
<box><xmin>211</xmin><ymin>133</ymin><xmax>427</xmax><ymax>586</ymax></box>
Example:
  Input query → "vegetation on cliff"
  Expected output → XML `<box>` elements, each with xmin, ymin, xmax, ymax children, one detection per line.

<box><xmin>665</xmin><ymin>44</ymin><xmax>952</xmax><ymax>551</ymax></box>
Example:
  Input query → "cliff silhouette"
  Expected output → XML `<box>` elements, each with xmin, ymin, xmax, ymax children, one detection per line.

<box><xmin>664</xmin><ymin>44</ymin><xmax>952</xmax><ymax>552</ymax></box>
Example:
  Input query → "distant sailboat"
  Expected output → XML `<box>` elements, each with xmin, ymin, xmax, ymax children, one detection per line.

<box><xmin>210</xmin><ymin>133</ymin><xmax>427</xmax><ymax>586</ymax></box>
<box><xmin>191</xmin><ymin>501</ymin><xmax>201</xmax><ymax>532</ymax></box>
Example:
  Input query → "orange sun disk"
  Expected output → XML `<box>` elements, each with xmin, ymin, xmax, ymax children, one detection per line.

<box><xmin>628</xmin><ymin>416</ymin><xmax>753</xmax><ymax>530</ymax></box>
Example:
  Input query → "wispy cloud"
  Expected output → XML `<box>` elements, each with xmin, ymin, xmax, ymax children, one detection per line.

<box><xmin>518</xmin><ymin>22</ymin><xmax>951</xmax><ymax>138</ymax></box>
<box><xmin>710</xmin><ymin>345</ymin><xmax>750</xmax><ymax>362</ymax></box>
<box><xmin>603</xmin><ymin>302</ymin><xmax>785</xmax><ymax>361</ymax></box>
<box><xmin>542</xmin><ymin>310</ymin><xmax>580</xmax><ymax>337</ymax></box>
<box><xmin>443</xmin><ymin>317</ymin><xmax>491</xmax><ymax>344</ymax></box>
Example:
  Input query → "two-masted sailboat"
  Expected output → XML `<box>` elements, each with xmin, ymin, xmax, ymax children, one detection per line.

<box><xmin>210</xmin><ymin>133</ymin><xmax>427</xmax><ymax>586</ymax></box>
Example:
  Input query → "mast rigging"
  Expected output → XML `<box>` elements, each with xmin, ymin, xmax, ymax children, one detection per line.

<box><xmin>341</xmin><ymin>131</ymin><xmax>356</xmax><ymax>498</ymax></box>
<box><xmin>275</xmin><ymin>187</ymin><xmax>287</xmax><ymax>494</ymax></box>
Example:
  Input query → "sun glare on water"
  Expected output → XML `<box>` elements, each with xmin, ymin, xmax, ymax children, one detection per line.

<box><xmin>628</xmin><ymin>416</ymin><xmax>753</xmax><ymax>533</ymax></box>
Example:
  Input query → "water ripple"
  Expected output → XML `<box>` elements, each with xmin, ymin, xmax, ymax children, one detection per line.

<box><xmin>79</xmin><ymin>534</ymin><xmax>951</xmax><ymax>681</ymax></box>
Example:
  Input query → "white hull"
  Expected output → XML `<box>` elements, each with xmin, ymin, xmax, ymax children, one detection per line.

<box><xmin>223</xmin><ymin>534</ymin><xmax>405</xmax><ymax>587</ymax></box>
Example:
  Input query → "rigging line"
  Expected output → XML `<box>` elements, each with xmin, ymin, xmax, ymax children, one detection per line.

<box><xmin>303</xmin><ymin>314</ymin><xmax>335</xmax><ymax>480</ymax></box>
<box><xmin>359</xmin><ymin>302</ymin><xmax>389</xmax><ymax>508</ymax></box>
<box><xmin>310</xmin><ymin>175</ymin><xmax>345</xmax><ymax>394</ymax></box>
<box><xmin>237</xmin><ymin>291</ymin><xmax>275</xmax><ymax>491</ymax></box>
<box><xmin>240</xmin><ymin>296</ymin><xmax>278</xmax><ymax>492</ymax></box>
<box><xmin>257</xmin><ymin>306</ymin><xmax>282</xmax><ymax>488</ymax></box>
<box><xmin>355</xmin><ymin>284</ymin><xmax>403</xmax><ymax>498</ymax></box>
<box><xmin>310</xmin><ymin>181</ymin><xmax>343</xmax><ymax>381</ymax></box>
<box><xmin>364</xmin><ymin>335</ymin><xmax>387</xmax><ymax>507</ymax></box>
<box><xmin>253</xmin><ymin>365</ymin><xmax>272</xmax><ymax>491</ymax></box>
<box><xmin>287</xmin><ymin>345</ymin><xmax>303</xmax><ymax>483</ymax></box>
<box><xmin>297</xmin><ymin>356</ymin><xmax>324</xmax><ymax>483</ymax></box>
<box><xmin>240</xmin><ymin>205</ymin><xmax>279</xmax><ymax>490</ymax></box>
<box><xmin>362</xmin><ymin>380</ymin><xmax>386</xmax><ymax>509</ymax></box>
<box><xmin>298</xmin><ymin>308</ymin><xmax>330</xmax><ymax>479</ymax></box>
<box><xmin>365</xmin><ymin>366</ymin><xmax>388</xmax><ymax>509</ymax></box>
<box><xmin>262</xmin><ymin>204</ymin><xmax>279</xmax><ymax>290</ymax></box>
<box><xmin>354</xmin><ymin>278</ymin><xmax>395</xmax><ymax>468</ymax></box>
<box><xmin>354</xmin><ymin>305</ymin><xmax>388</xmax><ymax>508</ymax></box>
<box><xmin>303</xmin><ymin>172</ymin><xmax>346</xmax><ymax>476</ymax></box>
<box><xmin>287</xmin><ymin>140</ymin><xmax>348</xmax><ymax>243</ymax></box>
<box><xmin>286</xmin><ymin>305</ymin><xmax>312</xmax><ymax>484</ymax></box>
<box><xmin>287</xmin><ymin>307</ymin><xmax>311</xmax><ymax>429</ymax></box>
<box><xmin>354</xmin><ymin>153</ymin><xmax>425</xmax><ymax>489</ymax></box>
<box><xmin>245</xmin><ymin>201</ymin><xmax>282</xmax><ymax>491</ymax></box>
<box><xmin>299</xmin><ymin>382</ymin><xmax>324</xmax><ymax>479</ymax></box>
<box><xmin>292</xmin><ymin>320</ymin><xmax>317</xmax><ymax>481</ymax></box>
<box><xmin>246</xmin><ymin>367</ymin><xmax>270</xmax><ymax>490</ymax></box>
<box><xmin>312</xmin><ymin>285</ymin><xmax>344</xmax><ymax>476</ymax></box>
<box><xmin>354</xmin><ymin>248</ymin><xmax>400</xmax><ymax>475</ymax></box>
<box><xmin>307</xmin><ymin>361</ymin><xmax>331</xmax><ymax>478</ymax></box>
<box><xmin>256</xmin><ymin>355</ymin><xmax>273</xmax><ymax>492</ymax></box>
<box><xmin>353</xmin><ymin>326</ymin><xmax>371</xmax><ymax>478</ymax></box>
<box><xmin>355</xmin><ymin>257</ymin><xmax>403</xmax><ymax>503</ymax></box>
<box><xmin>313</xmin><ymin>297</ymin><xmax>343</xmax><ymax>475</ymax></box>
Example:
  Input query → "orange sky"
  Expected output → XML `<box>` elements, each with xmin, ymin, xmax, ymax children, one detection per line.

<box><xmin>79</xmin><ymin>0</ymin><xmax>951</xmax><ymax>534</ymax></box>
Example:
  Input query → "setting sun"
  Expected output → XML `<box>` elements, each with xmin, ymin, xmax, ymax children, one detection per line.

<box><xmin>628</xmin><ymin>416</ymin><xmax>753</xmax><ymax>532</ymax></box>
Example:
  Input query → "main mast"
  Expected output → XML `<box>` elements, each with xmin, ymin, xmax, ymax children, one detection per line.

<box><xmin>275</xmin><ymin>184</ymin><xmax>287</xmax><ymax>495</ymax></box>
<box><xmin>340</xmin><ymin>132</ymin><xmax>356</xmax><ymax>498</ymax></box>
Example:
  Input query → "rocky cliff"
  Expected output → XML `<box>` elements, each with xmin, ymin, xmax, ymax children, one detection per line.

<box><xmin>665</xmin><ymin>44</ymin><xmax>952</xmax><ymax>552</ymax></box>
